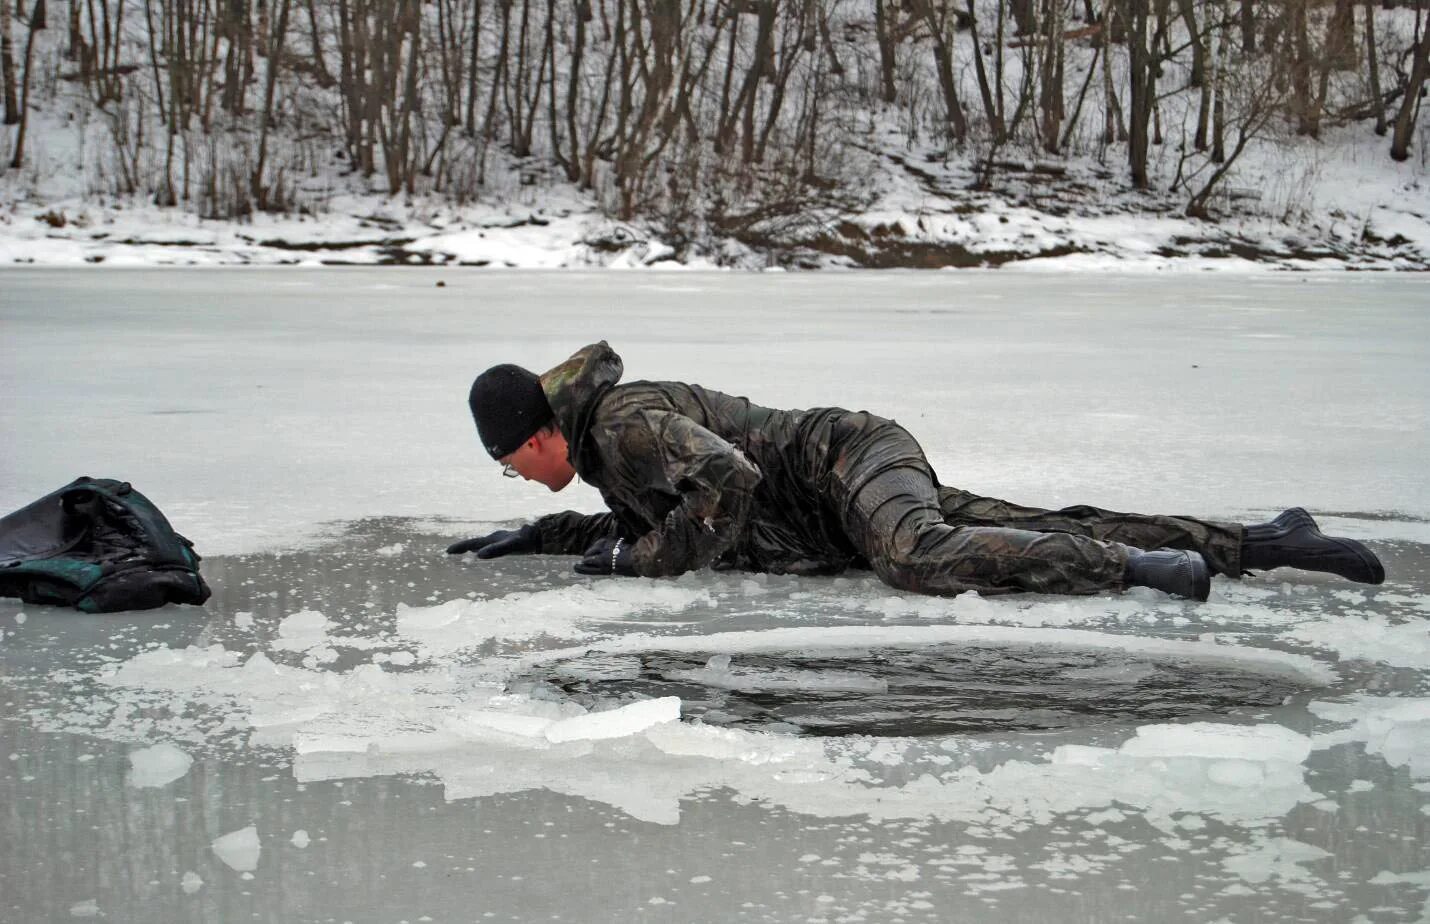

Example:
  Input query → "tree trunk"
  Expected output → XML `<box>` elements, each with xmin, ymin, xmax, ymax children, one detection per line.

<box><xmin>1010</xmin><ymin>0</ymin><xmax>1036</xmax><ymax>36</ymax></box>
<box><xmin>1389</xmin><ymin>26</ymin><xmax>1429</xmax><ymax>160</ymax></box>
<box><xmin>966</xmin><ymin>0</ymin><xmax>1004</xmax><ymax>140</ymax></box>
<box><xmin>1039</xmin><ymin>0</ymin><xmax>1065</xmax><ymax>152</ymax></box>
<box><xmin>1179</xmin><ymin>0</ymin><xmax>1210</xmax><ymax>149</ymax></box>
<box><xmin>1127</xmin><ymin>0</ymin><xmax>1153</xmax><ymax>186</ymax></box>
<box><xmin>1289</xmin><ymin>0</ymin><xmax>1316</xmax><ymax>135</ymax></box>
<box><xmin>1102</xmin><ymin>0</ymin><xmax>1124</xmax><ymax>141</ymax></box>
<box><xmin>397</xmin><ymin>0</ymin><xmax>420</xmax><ymax>194</ymax></box>
<box><xmin>9</xmin><ymin>0</ymin><xmax>44</xmax><ymax>169</ymax></box>
<box><xmin>714</xmin><ymin>4</ymin><xmax>738</xmax><ymax>153</ymax></box>
<box><xmin>915</xmin><ymin>0</ymin><xmax>967</xmax><ymax>143</ymax></box>
<box><xmin>483</xmin><ymin>0</ymin><xmax>511</xmax><ymax>145</ymax></box>
<box><xmin>506</xmin><ymin>0</ymin><xmax>533</xmax><ymax>155</ymax></box>
<box><xmin>580</xmin><ymin>0</ymin><xmax>617</xmax><ymax>187</ymax></box>
<box><xmin>754</xmin><ymin>5</ymin><xmax>806</xmax><ymax>164</ymax></box>
<box><xmin>305</xmin><ymin>0</ymin><xmax>333</xmax><ymax>87</ymax></box>
<box><xmin>336</xmin><ymin>0</ymin><xmax>358</xmax><ymax>157</ymax></box>
<box><xmin>464</xmin><ymin>0</ymin><xmax>480</xmax><ymax>135</ymax></box>
<box><xmin>817</xmin><ymin>5</ymin><xmax>841</xmax><ymax>76</ymax></box>
<box><xmin>1324</xmin><ymin>0</ymin><xmax>1354</xmax><ymax>68</ymax></box>
<box><xmin>1364</xmin><ymin>0</ymin><xmax>1386</xmax><ymax>134</ymax></box>
<box><xmin>724</xmin><ymin>0</ymin><xmax>773</xmax><ymax>163</ymax></box>
<box><xmin>157</xmin><ymin>0</ymin><xmax>179</xmax><ymax>205</ymax></box>
<box><xmin>252</xmin><ymin>0</ymin><xmax>291</xmax><ymax>207</ymax></box>
<box><xmin>142</xmin><ymin>0</ymin><xmax>166</xmax><ymax>123</ymax></box>
<box><xmin>874</xmin><ymin>0</ymin><xmax>897</xmax><ymax>103</ymax></box>
<box><xmin>997</xmin><ymin>0</ymin><xmax>1007</xmax><ymax>126</ymax></box>
<box><xmin>2</xmin><ymin>0</ymin><xmax>19</xmax><ymax>124</ymax></box>
<box><xmin>66</xmin><ymin>0</ymin><xmax>83</xmax><ymax>63</ymax></box>
<box><xmin>1211</xmin><ymin>0</ymin><xmax>1228</xmax><ymax>160</ymax></box>
<box><xmin>1061</xmin><ymin>42</ymin><xmax>1100</xmax><ymax>149</ymax></box>
<box><xmin>563</xmin><ymin>0</ymin><xmax>588</xmax><ymax>182</ymax></box>
<box><xmin>1179</xmin><ymin>0</ymin><xmax>1203</xmax><ymax>87</ymax></box>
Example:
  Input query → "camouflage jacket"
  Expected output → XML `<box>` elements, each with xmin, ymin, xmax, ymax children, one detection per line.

<box><xmin>532</xmin><ymin>342</ymin><xmax>928</xmax><ymax>578</ymax></box>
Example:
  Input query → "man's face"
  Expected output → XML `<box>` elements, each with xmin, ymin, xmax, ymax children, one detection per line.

<box><xmin>500</xmin><ymin>433</ymin><xmax>576</xmax><ymax>492</ymax></box>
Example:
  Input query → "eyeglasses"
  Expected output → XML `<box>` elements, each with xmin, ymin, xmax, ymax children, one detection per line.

<box><xmin>501</xmin><ymin>463</ymin><xmax>519</xmax><ymax>478</ymax></box>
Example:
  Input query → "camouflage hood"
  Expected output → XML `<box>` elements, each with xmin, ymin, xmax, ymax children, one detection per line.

<box><xmin>539</xmin><ymin>341</ymin><xmax>624</xmax><ymax>474</ymax></box>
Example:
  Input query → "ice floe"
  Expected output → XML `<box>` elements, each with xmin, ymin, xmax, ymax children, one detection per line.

<box><xmin>1309</xmin><ymin>696</ymin><xmax>1430</xmax><ymax>778</ymax></box>
<box><xmin>211</xmin><ymin>826</ymin><xmax>261</xmax><ymax>872</ymax></box>
<box><xmin>126</xmin><ymin>742</ymin><xmax>193</xmax><ymax>788</ymax></box>
<box><xmin>395</xmin><ymin>583</ymin><xmax>714</xmax><ymax>654</ymax></box>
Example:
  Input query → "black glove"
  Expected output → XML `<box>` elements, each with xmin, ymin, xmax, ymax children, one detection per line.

<box><xmin>445</xmin><ymin>524</ymin><xmax>541</xmax><ymax>559</ymax></box>
<box><xmin>574</xmin><ymin>537</ymin><xmax>638</xmax><ymax>576</ymax></box>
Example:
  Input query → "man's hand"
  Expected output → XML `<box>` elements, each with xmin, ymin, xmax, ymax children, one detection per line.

<box><xmin>445</xmin><ymin>524</ymin><xmax>541</xmax><ymax>559</ymax></box>
<box><xmin>574</xmin><ymin>537</ymin><xmax>638</xmax><ymax>576</ymax></box>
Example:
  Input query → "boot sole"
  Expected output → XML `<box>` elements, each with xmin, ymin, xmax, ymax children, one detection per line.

<box><xmin>1189</xmin><ymin>560</ymin><xmax>1212</xmax><ymax>603</ymax></box>
<box><xmin>1188</xmin><ymin>554</ymin><xmax>1211</xmax><ymax>601</ymax></box>
<box><xmin>1163</xmin><ymin>553</ymin><xmax>1211</xmax><ymax>601</ymax></box>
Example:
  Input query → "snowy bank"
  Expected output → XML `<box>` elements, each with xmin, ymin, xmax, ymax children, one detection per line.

<box><xmin>3</xmin><ymin>166</ymin><xmax>1427</xmax><ymax>271</ymax></box>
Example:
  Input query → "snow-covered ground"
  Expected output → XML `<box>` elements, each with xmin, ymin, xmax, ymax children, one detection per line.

<box><xmin>5</xmin><ymin>0</ymin><xmax>1429</xmax><ymax>272</ymax></box>
<box><xmin>3</xmin><ymin>108</ymin><xmax>1428</xmax><ymax>270</ymax></box>
<box><xmin>3</xmin><ymin>138</ymin><xmax>1428</xmax><ymax>270</ymax></box>
<box><xmin>2</xmin><ymin>269</ymin><xmax>1429</xmax><ymax>922</ymax></box>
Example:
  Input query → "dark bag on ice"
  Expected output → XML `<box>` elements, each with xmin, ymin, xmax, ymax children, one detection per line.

<box><xmin>0</xmin><ymin>477</ymin><xmax>211</xmax><ymax>613</ymax></box>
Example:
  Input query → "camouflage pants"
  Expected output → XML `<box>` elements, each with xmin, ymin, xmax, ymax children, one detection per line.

<box><xmin>828</xmin><ymin>414</ymin><xmax>1244</xmax><ymax>597</ymax></box>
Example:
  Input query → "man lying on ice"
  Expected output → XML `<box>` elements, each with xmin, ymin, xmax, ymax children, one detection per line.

<box><xmin>446</xmin><ymin>342</ymin><xmax>1384</xmax><ymax>601</ymax></box>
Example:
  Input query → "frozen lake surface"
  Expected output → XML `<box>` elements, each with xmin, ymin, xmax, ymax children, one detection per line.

<box><xmin>2</xmin><ymin>269</ymin><xmax>1429</xmax><ymax>922</ymax></box>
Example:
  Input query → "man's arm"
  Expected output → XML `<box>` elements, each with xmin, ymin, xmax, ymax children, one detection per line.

<box><xmin>447</xmin><ymin>511</ymin><xmax>623</xmax><ymax>558</ymax></box>
<box><xmin>615</xmin><ymin>409</ymin><xmax>762</xmax><ymax>577</ymax></box>
<box><xmin>532</xmin><ymin>510</ymin><xmax>621</xmax><ymax>554</ymax></box>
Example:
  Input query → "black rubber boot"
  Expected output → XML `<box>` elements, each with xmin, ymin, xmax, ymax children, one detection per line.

<box><xmin>1241</xmin><ymin>508</ymin><xmax>1385</xmax><ymax>585</ymax></box>
<box><xmin>1124</xmin><ymin>550</ymin><xmax>1211</xmax><ymax>601</ymax></box>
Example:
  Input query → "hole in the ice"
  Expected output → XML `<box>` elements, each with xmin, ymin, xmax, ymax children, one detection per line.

<box><xmin>541</xmin><ymin>644</ymin><xmax>1313</xmax><ymax>737</ymax></box>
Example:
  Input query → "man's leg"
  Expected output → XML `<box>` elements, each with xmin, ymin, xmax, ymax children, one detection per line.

<box><xmin>937</xmin><ymin>487</ymin><xmax>1245</xmax><ymax>577</ymax></box>
<box><xmin>840</xmin><ymin>466</ymin><xmax>1134</xmax><ymax>596</ymax></box>
<box><xmin>821</xmin><ymin>414</ymin><xmax>1136</xmax><ymax>597</ymax></box>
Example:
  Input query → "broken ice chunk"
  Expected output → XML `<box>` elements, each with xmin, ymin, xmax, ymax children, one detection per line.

<box><xmin>127</xmin><ymin>743</ymin><xmax>193</xmax><ymax>788</ymax></box>
<box><xmin>279</xmin><ymin>610</ymin><xmax>331</xmax><ymax>639</ymax></box>
<box><xmin>544</xmin><ymin>697</ymin><xmax>681</xmax><ymax>743</ymax></box>
<box><xmin>445</xmin><ymin>710</ymin><xmax>556</xmax><ymax>741</ymax></box>
<box><xmin>291</xmin><ymin>830</ymin><xmax>310</xmax><ymax>848</ymax></box>
<box><xmin>1119</xmin><ymin>722</ymin><xmax>1312</xmax><ymax>764</ymax></box>
<box><xmin>211</xmin><ymin>825</ymin><xmax>261</xmax><ymax>872</ymax></box>
<box><xmin>180</xmin><ymin>872</ymin><xmax>204</xmax><ymax>894</ymax></box>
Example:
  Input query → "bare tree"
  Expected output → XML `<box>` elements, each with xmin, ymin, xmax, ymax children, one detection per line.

<box><xmin>965</xmin><ymin>0</ymin><xmax>1006</xmax><ymax>140</ymax></box>
<box><xmin>1185</xmin><ymin>48</ymin><xmax>1278</xmax><ymax>216</ymax></box>
<box><xmin>1180</xmin><ymin>0</ymin><xmax>1211</xmax><ymax>149</ymax></box>
<box><xmin>9</xmin><ymin>0</ymin><xmax>45</xmax><ymax>169</ymax></box>
<box><xmin>910</xmin><ymin>0</ymin><xmax>969</xmax><ymax>144</ymax></box>
<box><xmin>873</xmin><ymin>0</ymin><xmax>898</xmax><ymax>102</ymax></box>
<box><xmin>1124</xmin><ymin>0</ymin><xmax>1159</xmax><ymax>186</ymax></box>
<box><xmin>252</xmin><ymin>0</ymin><xmax>291</xmax><ymax>207</ymax></box>
<box><xmin>1038</xmin><ymin>0</ymin><xmax>1067</xmax><ymax>152</ymax></box>
<box><xmin>3</xmin><ymin>0</ymin><xmax>21</xmax><ymax>124</ymax></box>
<box><xmin>1389</xmin><ymin>7</ymin><xmax>1428</xmax><ymax>161</ymax></box>
<box><xmin>1364</xmin><ymin>0</ymin><xmax>1386</xmax><ymax>135</ymax></box>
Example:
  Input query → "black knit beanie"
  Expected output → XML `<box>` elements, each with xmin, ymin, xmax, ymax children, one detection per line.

<box><xmin>468</xmin><ymin>364</ymin><xmax>555</xmax><ymax>459</ymax></box>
